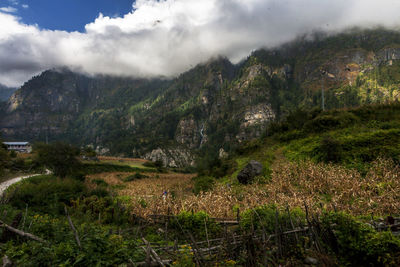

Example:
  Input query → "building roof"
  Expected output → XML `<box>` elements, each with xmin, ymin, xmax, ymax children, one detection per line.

<box><xmin>3</xmin><ymin>142</ymin><xmax>30</xmax><ymax>146</ymax></box>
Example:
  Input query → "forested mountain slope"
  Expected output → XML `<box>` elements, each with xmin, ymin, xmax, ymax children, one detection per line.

<box><xmin>1</xmin><ymin>28</ymin><xmax>400</xmax><ymax>166</ymax></box>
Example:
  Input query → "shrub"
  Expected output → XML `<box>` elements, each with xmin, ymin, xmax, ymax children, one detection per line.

<box><xmin>124</xmin><ymin>172</ymin><xmax>148</xmax><ymax>182</ymax></box>
<box><xmin>82</xmin><ymin>163</ymin><xmax>141</xmax><ymax>174</ymax></box>
<box><xmin>240</xmin><ymin>205</ymin><xmax>305</xmax><ymax>234</ymax></box>
<box><xmin>92</xmin><ymin>179</ymin><xmax>108</xmax><ymax>187</ymax></box>
<box><xmin>3</xmin><ymin>219</ymin><xmax>141</xmax><ymax>266</ymax></box>
<box><xmin>143</xmin><ymin>160</ymin><xmax>163</xmax><ymax>168</ymax></box>
<box><xmin>8</xmin><ymin>175</ymin><xmax>86</xmax><ymax>214</ymax></box>
<box><xmin>192</xmin><ymin>176</ymin><xmax>215</xmax><ymax>195</ymax></box>
<box><xmin>72</xmin><ymin>196</ymin><xmax>130</xmax><ymax>225</ymax></box>
<box><xmin>33</xmin><ymin>142</ymin><xmax>81</xmax><ymax>178</ymax></box>
<box><xmin>316</xmin><ymin>135</ymin><xmax>343</xmax><ymax>163</ymax></box>
<box><xmin>321</xmin><ymin>212</ymin><xmax>400</xmax><ymax>266</ymax></box>
<box><xmin>170</xmin><ymin>211</ymin><xmax>221</xmax><ymax>239</ymax></box>
<box><xmin>277</xmin><ymin>129</ymin><xmax>306</xmax><ymax>142</ymax></box>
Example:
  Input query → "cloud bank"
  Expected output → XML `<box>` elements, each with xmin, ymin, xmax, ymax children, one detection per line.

<box><xmin>1</xmin><ymin>0</ymin><xmax>400</xmax><ymax>87</ymax></box>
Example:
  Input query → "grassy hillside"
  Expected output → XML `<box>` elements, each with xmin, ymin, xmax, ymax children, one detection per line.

<box><xmin>219</xmin><ymin>103</ymin><xmax>400</xmax><ymax>174</ymax></box>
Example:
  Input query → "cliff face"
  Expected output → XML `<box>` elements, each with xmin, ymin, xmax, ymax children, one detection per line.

<box><xmin>2</xmin><ymin>29</ymin><xmax>400</xmax><ymax>166</ymax></box>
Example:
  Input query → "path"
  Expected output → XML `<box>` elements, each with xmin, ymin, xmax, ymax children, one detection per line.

<box><xmin>0</xmin><ymin>169</ymin><xmax>50</xmax><ymax>196</ymax></box>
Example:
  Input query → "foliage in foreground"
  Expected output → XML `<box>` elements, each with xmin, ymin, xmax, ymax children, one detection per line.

<box><xmin>322</xmin><ymin>212</ymin><xmax>400</xmax><ymax>266</ymax></box>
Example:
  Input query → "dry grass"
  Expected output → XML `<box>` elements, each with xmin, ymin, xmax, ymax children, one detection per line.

<box><xmin>86</xmin><ymin>172</ymin><xmax>196</xmax><ymax>217</ymax></box>
<box><xmin>87</xmin><ymin>158</ymin><xmax>400</xmax><ymax>219</ymax></box>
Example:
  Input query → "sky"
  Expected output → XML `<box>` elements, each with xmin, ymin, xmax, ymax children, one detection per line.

<box><xmin>1</xmin><ymin>0</ymin><xmax>400</xmax><ymax>87</ymax></box>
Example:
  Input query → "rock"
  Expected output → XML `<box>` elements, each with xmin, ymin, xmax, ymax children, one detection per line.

<box><xmin>304</xmin><ymin>257</ymin><xmax>318</xmax><ymax>265</ymax></box>
<box><xmin>237</xmin><ymin>160</ymin><xmax>263</xmax><ymax>184</ymax></box>
<box><xmin>144</xmin><ymin>147</ymin><xmax>195</xmax><ymax>168</ymax></box>
<box><xmin>219</xmin><ymin>148</ymin><xmax>228</xmax><ymax>159</ymax></box>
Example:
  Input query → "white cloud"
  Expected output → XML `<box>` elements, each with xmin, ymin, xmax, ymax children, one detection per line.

<box><xmin>22</xmin><ymin>4</ymin><xmax>28</xmax><ymax>9</ymax></box>
<box><xmin>7</xmin><ymin>0</ymin><xmax>19</xmax><ymax>6</ymax></box>
<box><xmin>1</xmin><ymin>0</ymin><xmax>400</xmax><ymax>87</ymax></box>
<box><xmin>0</xmin><ymin>6</ymin><xmax>17</xmax><ymax>13</ymax></box>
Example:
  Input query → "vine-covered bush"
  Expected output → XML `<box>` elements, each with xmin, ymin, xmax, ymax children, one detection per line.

<box><xmin>321</xmin><ymin>212</ymin><xmax>400</xmax><ymax>266</ymax></box>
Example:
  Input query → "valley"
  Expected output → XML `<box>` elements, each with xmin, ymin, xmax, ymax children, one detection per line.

<box><xmin>1</xmin><ymin>28</ymin><xmax>400</xmax><ymax>266</ymax></box>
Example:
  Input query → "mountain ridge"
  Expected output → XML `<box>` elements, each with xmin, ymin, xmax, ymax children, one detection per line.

<box><xmin>1</xmin><ymin>28</ymin><xmax>400</xmax><ymax>166</ymax></box>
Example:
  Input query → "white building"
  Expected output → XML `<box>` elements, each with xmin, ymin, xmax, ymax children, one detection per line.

<box><xmin>3</xmin><ymin>142</ymin><xmax>32</xmax><ymax>153</ymax></box>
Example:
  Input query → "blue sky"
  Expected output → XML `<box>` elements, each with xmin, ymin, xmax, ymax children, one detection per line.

<box><xmin>0</xmin><ymin>0</ymin><xmax>134</xmax><ymax>32</ymax></box>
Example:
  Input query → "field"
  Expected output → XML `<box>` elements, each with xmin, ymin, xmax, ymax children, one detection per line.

<box><xmin>87</xmin><ymin>157</ymin><xmax>400</xmax><ymax>219</ymax></box>
<box><xmin>95</xmin><ymin>156</ymin><xmax>150</xmax><ymax>169</ymax></box>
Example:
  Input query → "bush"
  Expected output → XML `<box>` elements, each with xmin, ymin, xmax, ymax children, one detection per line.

<box><xmin>93</xmin><ymin>179</ymin><xmax>108</xmax><ymax>187</ymax></box>
<box><xmin>34</xmin><ymin>142</ymin><xmax>81</xmax><ymax>178</ymax></box>
<box><xmin>0</xmin><ymin>145</ymin><xmax>10</xmax><ymax>174</ymax></box>
<box><xmin>240</xmin><ymin>205</ymin><xmax>305</xmax><ymax>234</ymax></box>
<box><xmin>316</xmin><ymin>135</ymin><xmax>343</xmax><ymax>163</ymax></box>
<box><xmin>8</xmin><ymin>175</ymin><xmax>86</xmax><ymax>214</ymax></box>
<box><xmin>124</xmin><ymin>172</ymin><xmax>148</xmax><ymax>182</ymax></box>
<box><xmin>170</xmin><ymin>211</ymin><xmax>221</xmax><ymax>239</ymax></box>
<box><xmin>143</xmin><ymin>160</ymin><xmax>163</xmax><ymax>168</ymax></box>
<box><xmin>321</xmin><ymin>212</ymin><xmax>400</xmax><ymax>266</ymax></box>
<box><xmin>192</xmin><ymin>176</ymin><xmax>215</xmax><ymax>195</ymax></box>
<box><xmin>72</xmin><ymin>196</ymin><xmax>130</xmax><ymax>225</ymax></box>
<box><xmin>2</xmin><ymin>218</ymin><xmax>141</xmax><ymax>266</ymax></box>
<box><xmin>303</xmin><ymin>112</ymin><xmax>358</xmax><ymax>133</ymax></box>
<box><xmin>82</xmin><ymin>163</ymin><xmax>141</xmax><ymax>174</ymax></box>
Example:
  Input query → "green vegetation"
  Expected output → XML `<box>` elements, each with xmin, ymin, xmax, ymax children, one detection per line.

<box><xmin>241</xmin><ymin>205</ymin><xmax>305</xmax><ymax>233</ymax></box>
<box><xmin>192</xmin><ymin>176</ymin><xmax>215</xmax><ymax>195</ymax></box>
<box><xmin>81</xmin><ymin>162</ymin><xmax>146</xmax><ymax>174</ymax></box>
<box><xmin>216</xmin><ymin>103</ymin><xmax>400</xmax><ymax>178</ymax></box>
<box><xmin>322</xmin><ymin>212</ymin><xmax>400</xmax><ymax>266</ymax></box>
<box><xmin>123</xmin><ymin>172</ymin><xmax>148</xmax><ymax>182</ymax></box>
<box><xmin>2</xmin><ymin>29</ymin><xmax>400</xmax><ymax>265</ymax></box>
<box><xmin>34</xmin><ymin>142</ymin><xmax>81</xmax><ymax>178</ymax></box>
<box><xmin>170</xmin><ymin>211</ymin><xmax>221</xmax><ymax>240</ymax></box>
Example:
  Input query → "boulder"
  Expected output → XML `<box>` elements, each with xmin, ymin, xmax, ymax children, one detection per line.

<box><xmin>237</xmin><ymin>160</ymin><xmax>263</xmax><ymax>184</ymax></box>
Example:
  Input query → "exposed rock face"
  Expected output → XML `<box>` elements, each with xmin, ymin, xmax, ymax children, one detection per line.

<box><xmin>237</xmin><ymin>160</ymin><xmax>263</xmax><ymax>184</ymax></box>
<box><xmin>376</xmin><ymin>47</ymin><xmax>400</xmax><ymax>63</ymax></box>
<box><xmin>144</xmin><ymin>148</ymin><xmax>195</xmax><ymax>168</ymax></box>
<box><xmin>236</xmin><ymin>103</ymin><xmax>275</xmax><ymax>142</ymax></box>
<box><xmin>175</xmin><ymin>118</ymin><xmax>201</xmax><ymax>149</ymax></box>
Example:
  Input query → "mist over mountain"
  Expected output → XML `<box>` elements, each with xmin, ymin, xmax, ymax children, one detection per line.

<box><xmin>1</xmin><ymin>0</ymin><xmax>400</xmax><ymax>87</ymax></box>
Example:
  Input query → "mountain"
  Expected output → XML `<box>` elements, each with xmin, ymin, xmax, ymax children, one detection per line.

<box><xmin>1</xmin><ymin>28</ymin><xmax>400</xmax><ymax>166</ymax></box>
<box><xmin>0</xmin><ymin>84</ymin><xmax>16</xmax><ymax>102</ymax></box>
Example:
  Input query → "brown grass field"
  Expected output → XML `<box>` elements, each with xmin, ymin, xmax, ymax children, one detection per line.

<box><xmin>87</xmin><ymin>158</ymin><xmax>400</xmax><ymax>218</ymax></box>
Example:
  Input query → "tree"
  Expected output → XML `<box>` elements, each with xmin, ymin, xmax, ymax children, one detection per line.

<box><xmin>34</xmin><ymin>142</ymin><xmax>81</xmax><ymax>178</ymax></box>
<box><xmin>0</xmin><ymin>137</ymin><xmax>10</xmax><ymax>175</ymax></box>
